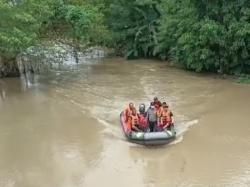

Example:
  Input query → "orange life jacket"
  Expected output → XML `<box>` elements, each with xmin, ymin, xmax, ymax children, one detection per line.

<box><xmin>124</xmin><ymin>105</ymin><xmax>133</xmax><ymax>122</ymax></box>
<box><xmin>156</xmin><ymin>107</ymin><xmax>163</xmax><ymax>118</ymax></box>
<box><xmin>131</xmin><ymin>114</ymin><xmax>139</xmax><ymax>126</ymax></box>
<box><xmin>126</xmin><ymin>120</ymin><xmax>132</xmax><ymax>131</ymax></box>
<box><xmin>161</xmin><ymin>110</ymin><xmax>172</xmax><ymax>124</ymax></box>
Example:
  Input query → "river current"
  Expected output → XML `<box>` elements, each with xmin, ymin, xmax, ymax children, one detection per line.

<box><xmin>0</xmin><ymin>58</ymin><xmax>250</xmax><ymax>187</ymax></box>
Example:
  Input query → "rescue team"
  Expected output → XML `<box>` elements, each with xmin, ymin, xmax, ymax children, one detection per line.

<box><xmin>124</xmin><ymin>97</ymin><xmax>174</xmax><ymax>132</ymax></box>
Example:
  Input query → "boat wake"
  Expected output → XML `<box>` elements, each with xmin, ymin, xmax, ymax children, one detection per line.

<box><xmin>170</xmin><ymin>119</ymin><xmax>199</xmax><ymax>145</ymax></box>
<box><xmin>175</xmin><ymin>119</ymin><xmax>199</xmax><ymax>135</ymax></box>
<box><xmin>95</xmin><ymin>117</ymin><xmax>122</xmax><ymax>139</ymax></box>
<box><xmin>56</xmin><ymin>89</ymin><xmax>199</xmax><ymax>146</ymax></box>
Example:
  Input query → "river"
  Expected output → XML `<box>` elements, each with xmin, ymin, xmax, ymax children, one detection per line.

<box><xmin>0</xmin><ymin>58</ymin><xmax>250</xmax><ymax>187</ymax></box>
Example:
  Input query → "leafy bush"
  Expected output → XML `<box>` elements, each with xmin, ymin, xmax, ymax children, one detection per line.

<box><xmin>108</xmin><ymin>0</ymin><xmax>161</xmax><ymax>58</ymax></box>
<box><xmin>158</xmin><ymin>0</ymin><xmax>250</xmax><ymax>74</ymax></box>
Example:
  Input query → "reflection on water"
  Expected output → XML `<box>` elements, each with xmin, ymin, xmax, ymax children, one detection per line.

<box><xmin>0</xmin><ymin>80</ymin><xmax>6</xmax><ymax>102</ymax></box>
<box><xmin>0</xmin><ymin>58</ymin><xmax>250</xmax><ymax>187</ymax></box>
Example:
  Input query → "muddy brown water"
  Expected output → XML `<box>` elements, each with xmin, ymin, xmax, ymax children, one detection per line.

<box><xmin>0</xmin><ymin>58</ymin><xmax>250</xmax><ymax>187</ymax></box>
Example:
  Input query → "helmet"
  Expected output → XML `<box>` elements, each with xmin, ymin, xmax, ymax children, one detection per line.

<box><xmin>139</xmin><ymin>103</ymin><xmax>145</xmax><ymax>113</ymax></box>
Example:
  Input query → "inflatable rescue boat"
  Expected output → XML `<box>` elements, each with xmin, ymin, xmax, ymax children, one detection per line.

<box><xmin>120</xmin><ymin>112</ymin><xmax>176</xmax><ymax>145</ymax></box>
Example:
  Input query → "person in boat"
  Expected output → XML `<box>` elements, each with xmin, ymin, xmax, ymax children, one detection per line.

<box><xmin>124</xmin><ymin>102</ymin><xmax>134</xmax><ymax>123</ymax></box>
<box><xmin>146</xmin><ymin>102</ymin><xmax>157</xmax><ymax>132</ymax></box>
<box><xmin>153</xmin><ymin>97</ymin><xmax>162</xmax><ymax>107</ymax></box>
<box><xmin>156</xmin><ymin>101</ymin><xmax>166</xmax><ymax>121</ymax></box>
<box><xmin>154</xmin><ymin>97</ymin><xmax>162</xmax><ymax>120</ymax></box>
<box><xmin>162</xmin><ymin>102</ymin><xmax>167</xmax><ymax>107</ymax></box>
<box><xmin>130</xmin><ymin>107</ymin><xmax>143</xmax><ymax>132</ymax></box>
<box><xmin>155</xmin><ymin>102</ymin><xmax>166</xmax><ymax>131</ymax></box>
<box><xmin>158</xmin><ymin>103</ymin><xmax>174</xmax><ymax>131</ymax></box>
<box><xmin>138</xmin><ymin>103</ymin><xmax>148</xmax><ymax>131</ymax></box>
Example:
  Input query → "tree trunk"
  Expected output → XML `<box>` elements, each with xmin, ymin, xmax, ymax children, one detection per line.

<box><xmin>73</xmin><ymin>37</ymin><xmax>80</xmax><ymax>64</ymax></box>
<box><xmin>73</xmin><ymin>47</ymin><xmax>79</xmax><ymax>64</ymax></box>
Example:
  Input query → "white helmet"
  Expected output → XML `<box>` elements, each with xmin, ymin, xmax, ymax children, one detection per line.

<box><xmin>139</xmin><ymin>103</ymin><xmax>145</xmax><ymax>113</ymax></box>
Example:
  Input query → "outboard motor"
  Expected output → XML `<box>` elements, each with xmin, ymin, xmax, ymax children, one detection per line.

<box><xmin>139</xmin><ymin>103</ymin><xmax>146</xmax><ymax>114</ymax></box>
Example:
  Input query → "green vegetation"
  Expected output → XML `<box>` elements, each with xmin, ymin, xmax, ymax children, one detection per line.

<box><xmin>0</xmin><ymin>0</ymin><xmax>250</xmax><ymax>76</ymax></box>
<box><xmin>108</xmin><ymin>0</ymin><xmax>161</xmax><ymax>59</ymax></box>
<box><xmin>44</xmin><ymin>0</ymin><xmax>111</xmax><ymax>46</ymax></box>
<box><xmin>157</xmin><ymin>0</ymin><xmax>250</xmax><ymax>74</ymax></box>
<box><xmin>0</xmin><ymin>0</ymin><xmax>51</xmax><ymax>62</ymax></box>
<box><xmin>235</xmin><ymin>74</ymin><xmax>250</xmax><ymax>84</ymax></box>
<box><xmin>0</xmin><ymin>0</ymin><xmax>109</xmax><ymax>65</ymax></box>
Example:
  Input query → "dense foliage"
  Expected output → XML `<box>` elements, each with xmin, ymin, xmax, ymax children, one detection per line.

<box><xmin>0</xmin><ymin>0</ymin><xmax>109</xmax><ymax>64</ymax></box>
<box><xmin>108</xmin><ymin>0</ymin><xmax>250</xmax><ymax>74</ymax></box>
<box><xmin>108</xmin><ymin>0</ymin><xmax>161</xmax><ymax>58</ymax></box>
<box><xmin>0</xmin><ymin>0</ymin><xmax>53</xmax><ymax>61</ymax></box>
<box><xmin>0</xmin><ymin>0</ymin><xmax>249</xmax><ymax>75</ymax></box>
<box><xmin>157</xmin><ymin>0</ymin><xmax>250</xmax><ymax>74</ymax></box>
<box><xmin>45</xmin><ymin>0</ymin><xmax>111</xmax><ymax>46</ymax></box>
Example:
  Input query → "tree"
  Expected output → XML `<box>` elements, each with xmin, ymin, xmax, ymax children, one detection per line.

<box><xmin>0</xmin><ymin>0</ymin><xmax>111</xmax><ymax>76</ymax></box>
<box><xmin>44</xmin><ymin>0</ymin><xmax>111</xmax><ymax>63</ymax></box>
<box><xmin>158</xmin><ymin>0</ymin><xmax>250</xmax><ymax>74</ymax></box>
<box><xmin>108</xmin><ymin>0</ymin><xmax>161</xmax><ymax>58</ymax></box>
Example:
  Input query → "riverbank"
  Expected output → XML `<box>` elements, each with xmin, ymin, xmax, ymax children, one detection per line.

<box><xmin>0</xmin><ymin>57</ymin><xmax>20</xmax><ymax>78</ymax></box>
<box><xmin>1</xmin><ymin>49</ymin><xmax>250</xmax><ymax>85</ymax></box>
<box><xmin>0</xmin><ymin>43</ymin><xmax>111</xmax><ymax>78</ymax></box>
